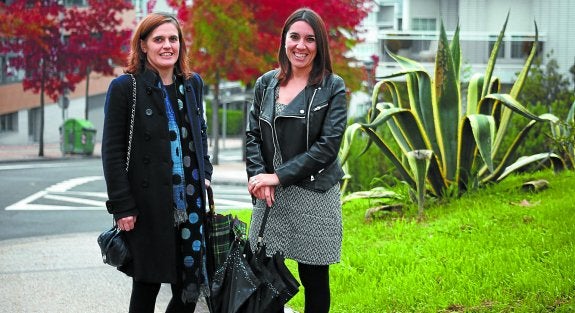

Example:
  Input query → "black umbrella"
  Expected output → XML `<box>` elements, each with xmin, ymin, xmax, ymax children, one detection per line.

<box><xmin>204</xmin><ymin>186</ymin><xmax>248</xmax><ymax>313</ymax></box>
<box><xmin>209</xmin><ymin>239</ymin><xmax>261</xmax><ymax>313</ymax></box>
<box><xmin>205</xmin><ymin>186</ymin><xmax>235</xmax><ymax>278</ymax></box>
<box><xmin>239</xmin><ymin>240</ymin><xmax>300</xmax><ymax>312</ymax></box>
<box><xmin>209</xmin><ymin>205</ymin><xmax>300</xmax><ymax>313</ymax></box>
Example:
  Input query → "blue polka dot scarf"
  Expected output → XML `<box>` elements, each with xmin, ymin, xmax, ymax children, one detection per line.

<box><xmin>160</xmin><ymin>80</ymin><xmax>209</xmax><ymax>303</ymax></box>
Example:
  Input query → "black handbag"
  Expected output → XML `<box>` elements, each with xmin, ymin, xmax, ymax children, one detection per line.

<box><xmin>97</xmin><ymin>224</ymin><xmax>132</xmax><ymax>267</ymax></box>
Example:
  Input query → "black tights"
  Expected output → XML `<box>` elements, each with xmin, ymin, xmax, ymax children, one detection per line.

<box><xmin>128</xmin><ymin>280</ymin><xmax>197</xmax><ymax>313</ymax></box>
<box><xmin>297</xmin><ymin>263</ymin><xmax>331</xmax><ymax>313</ymax></box>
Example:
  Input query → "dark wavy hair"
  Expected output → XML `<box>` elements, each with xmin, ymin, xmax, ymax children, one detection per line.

<box><xmin>125</xmin><ymin>13</ymin><xmax>191</xmax><ymax>79</ymax></box>
<box><xmin>277</xmin><ymin>8</ymin><xmax>332</xmax><ymax>86</ymax></box>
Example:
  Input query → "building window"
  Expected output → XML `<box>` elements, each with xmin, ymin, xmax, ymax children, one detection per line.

<box><xmin>0</xmin><ymin>112</ymin><xmax>18</xmax><ymax>132</ymax></box>
<box><xmin>1</xmin><ymin>55</ymin><xmax>24</xmax><ymax>84</ymax></box>
<box><xmin>412</xmin><ymin>18</ymin><xmax>436</xmax><ymax>31</ymax></box>
<box><xmin>28</xmin><ymin>107</ymin><xmax>40</xmax><ymax>141</ymax></box>
<box><xmin>64</xmin><ymin>0</ymin><xmax>87</xmax><ymax>6</ymax></box>
<box><xmin>377</xmin><ymin>5</ymin><xmax>395</xmax><ymax>30</ymax></box>
<box><xmin>511</xmin><ymin>38</ymin><xmax>541</xmax><ymax>59</ymax></box>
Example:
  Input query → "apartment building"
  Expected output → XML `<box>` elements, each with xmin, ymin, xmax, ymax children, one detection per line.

<box><xmin>353</xmin><ymin>0</ymin><xmax>575</xmax><ymax>86</ymax></box>
<box><xmin>2</xmin><ymin>0</ymin><xmax>574</xmax><ymax>145</ymax></box>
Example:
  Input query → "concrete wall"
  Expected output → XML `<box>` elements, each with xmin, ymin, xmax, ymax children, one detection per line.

<box><xmin>0</xmin><ymin>93</ymin><xmax>105</xmax><ymax>145</ymax></box>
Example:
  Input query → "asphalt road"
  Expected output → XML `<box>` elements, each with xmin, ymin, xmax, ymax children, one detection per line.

<box><xmin>0</xmin><ymin>158</ymin><xmax>251</xmax><ymax>241</ymax></box>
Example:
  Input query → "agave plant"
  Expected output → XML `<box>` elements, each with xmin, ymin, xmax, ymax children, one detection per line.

<box><xmin>341</xmin><ymin>14</ymin><xmax>564</xmax><ymax>198</ymax></box>
<box><xmin>539</xmin><ymin>100</ymin><xmax>575</xmax><ymax>170</ymax></box>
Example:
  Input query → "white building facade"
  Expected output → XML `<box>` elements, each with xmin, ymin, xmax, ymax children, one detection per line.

<box><xmin>353</xmin><ymin>0</ymin><xmax>575</xmax><ymax>85</ymax></box>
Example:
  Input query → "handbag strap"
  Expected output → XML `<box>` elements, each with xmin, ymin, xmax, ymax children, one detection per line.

<box><xmin>125</xmin><ymin>73</ymin><xmax>136</xmax><ymax>172</ymax></box>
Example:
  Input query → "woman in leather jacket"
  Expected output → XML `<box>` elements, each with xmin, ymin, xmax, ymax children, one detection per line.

<box><xmin>101</xmin><ymin>13</ymin><xmax>212</xmax><ymax>312</ymax></box>
<box><xmin>246</xmin><ymin>8</ymin><xmax>347</xmax><ymax>313</ymax></box>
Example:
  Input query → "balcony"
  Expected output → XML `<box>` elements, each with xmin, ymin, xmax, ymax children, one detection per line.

<box><xmin>376</xmin><ymin>31</ymin><xmax>544</xmax><ymax>84</ymax></box>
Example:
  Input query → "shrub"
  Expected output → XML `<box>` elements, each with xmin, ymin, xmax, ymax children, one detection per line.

<box><xmin>340</xmin><ymin>14</ymin><xmax>564</xmax><ymax>203</ymax></box>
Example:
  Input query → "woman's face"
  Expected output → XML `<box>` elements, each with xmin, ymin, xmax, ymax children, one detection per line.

<box><xmin>141</xmin><ymin>22</ymin><xmax>180</xmax><ymax>73</ymax></box>
<box><xmin>284</xmin><ymin>20</ymin><xmax>317</xmax><ymax>73</ymax></box>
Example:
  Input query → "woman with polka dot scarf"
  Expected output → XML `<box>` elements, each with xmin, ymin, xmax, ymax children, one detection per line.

<box><xmin>101</xmin><ymin>13</ymin><xmax>213</xmax><ymax>313</ymax></box>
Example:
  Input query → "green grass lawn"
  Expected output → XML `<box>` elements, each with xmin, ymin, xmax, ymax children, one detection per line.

<box><xmin>225</xmin><ymin>169</ymin><xmax>575</xmax><ymax>312</ymax></box>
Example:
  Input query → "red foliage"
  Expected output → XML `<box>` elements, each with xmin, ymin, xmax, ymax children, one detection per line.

<box><xmin>171</xmin><ymin>0</ymin><xmax>372</xmax><ymax>89</ymax></box>
<box><xmin>0</xmin><ymin>0</ymin><xmax>132</xmax><ymax>102</ymax></box>
<box><xmin>248</xmin><ymin>0</ymin><xmax>373</xmax><ymax>90</ymax></box>
<box><xmin>64</xmin><ymin>0</ymin><xmax>132</xmax><ymax>76</ymax></box>
<box><xmin>179</xmin><ymin>0</ymin><xmax>267</xmax><ymax>85</ymax></box>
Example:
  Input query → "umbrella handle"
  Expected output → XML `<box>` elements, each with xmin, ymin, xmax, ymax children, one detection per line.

<box><xmin>207</xmin><ymin>185</ymin><xmax>215</xmax><ymax>214</ymax></box>
<box><xmin>257</xmin><ymin>204</ymin><xmax>272</xmax><ymax>247</ymax></box>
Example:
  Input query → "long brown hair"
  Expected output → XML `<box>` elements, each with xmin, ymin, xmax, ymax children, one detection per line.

<box><xmin>277</xmin><ymin>8</ymin><xmax>332</xmax><ymax>86</ymax></box>
<box><xmin>125</xmin><ymin>13</ymin><xmax>191</xmax><ymax>79</ymax></box>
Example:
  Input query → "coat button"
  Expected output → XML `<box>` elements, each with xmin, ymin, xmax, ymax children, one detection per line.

<box><xmin>146</xmin><ymin>108</ymin><xmax>153</xmax><ymax>116</ymax></box>
<box><xmin>146</xmin><ymin>87</ymin><xmax>152</xmax><ymax>95</ymax></box>
<box><xmin>143</xmin><ymin>155</ymin><xmax>150</xmax><ymax>164</ymax></box>
<box><xmin>141</xmin><ymin>180</ymin><xmax>149</xmax><ymax>188</ymax></box>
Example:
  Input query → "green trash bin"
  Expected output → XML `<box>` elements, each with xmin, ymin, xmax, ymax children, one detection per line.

<box><xmin>60</xmin><ymin>118</ymin><xmax>97</xmax><ymax>155</ymax></box>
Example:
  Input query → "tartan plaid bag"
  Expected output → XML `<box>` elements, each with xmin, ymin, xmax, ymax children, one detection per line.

<box><xmin>205</xmin><ymin>186</ymin><xmax>246</xmax><ymax>279</ymax></box>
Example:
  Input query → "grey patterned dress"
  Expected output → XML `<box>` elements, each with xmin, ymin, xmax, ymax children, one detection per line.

<box><xmin>248</xmin><ymin>93</ymin><xmax>343</xmax><ymax>265</ymax></box>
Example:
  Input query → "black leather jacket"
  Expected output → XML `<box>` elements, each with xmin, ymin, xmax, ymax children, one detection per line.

<box><xmin>246</xmin><ymin>69</ymin><xmax>347</xmax><ymax>192</ymax></box>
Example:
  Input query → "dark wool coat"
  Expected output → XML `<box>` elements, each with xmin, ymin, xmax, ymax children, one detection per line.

<box><xmin>101</xmin><ymin>69</ymin><xmax>213</xmax><ymax>283</ymax></box>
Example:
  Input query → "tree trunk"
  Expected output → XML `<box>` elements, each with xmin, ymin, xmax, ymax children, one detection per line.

<box><xmin>84</xmin><ymin>67</ymin><xmax>91</xmax><ymax>120</ymax></box>
<box><xmin>211</xmin><ymin>71</ymin><xmax>220</xmax><ymax>165</ymax></box>
<box><xmin>38</xmin><ymin>57</ymin><xmax>46</xmax><ymax>157</ymax></box>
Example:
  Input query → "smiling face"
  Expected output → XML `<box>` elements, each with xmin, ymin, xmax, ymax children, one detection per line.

<box><xmin>140</xmin><ymin>22</ymin><xmax>180</xmax><ymax>75</ymax></box>
<box><xmin>284</xmin><ymin>20</ymin><xmax>317</xmax><ymax>74</ymax></box>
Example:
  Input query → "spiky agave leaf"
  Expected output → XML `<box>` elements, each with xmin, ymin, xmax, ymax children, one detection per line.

<box><xmin>434</xmin><ymin>21</ymin><xmax>461</xmax><ymax>181</ymax></box>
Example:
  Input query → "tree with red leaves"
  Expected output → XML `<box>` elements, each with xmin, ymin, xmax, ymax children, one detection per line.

<box><xmin>178</xmin><ymin>0</ymin><xmax>268</xmax><ymax>164</ymax></box>
<box><xmin>64</xmin><ymin>0</ymin><xmax>132</xmax><ymax>120</ymax></box>
<box><xmin>168</xmin><ymin>0</ymin><xmax>371</xmax><ymax>163</ymax></box>
<box><xmin>243</xmin><ymin>0</ymin><xmax>372</xmax><ymax>91</ymax></box>
<box><xmin>0</xmin><ymin>0</ymin><xmax>132</xmax><ymax>156</ymax></box>
<box><xmin>175</xmin><ymin>0</ymin><xmax>371</xmax><ymax>89</ymax></box>
<box><xmin>1</xmin><ymin>0</ymin><xmax>72</xmax><ymax>156</ymax></box>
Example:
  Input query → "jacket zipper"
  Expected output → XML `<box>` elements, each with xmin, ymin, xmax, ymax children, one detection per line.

<box><xmin>306</xmin><ymin>87</ymin><xmax>320</xmax><ymax>150</ymax></box>
<box><xmin>307</xmin><ymin>87</ymin><xmax>319</xmax><ymax>181</ymax></box>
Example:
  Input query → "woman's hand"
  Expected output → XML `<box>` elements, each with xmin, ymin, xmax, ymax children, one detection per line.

<box><xmin>248</xmin><ymin>174</ymin><xmax>279</xmax><ymax>207</ymax></box>
<box><xmin>117</xmin><ymin>215</ymin><xmax>137</xmax><ymax>232</ymax></box>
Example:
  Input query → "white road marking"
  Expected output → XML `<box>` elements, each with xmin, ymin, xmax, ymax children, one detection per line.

<box><xmin>5</xmin><ymin>176</ymin><xmax>252</xmax><ymax>211</ymax></box>
<box><xmin>214</xmin><ymin>198</ymin><xmax>252</xmax><ymax>207</ymax></box>
<box><xmin>0</xmin><ymin>163</ymin><xmax>70</xmax><ymax>171</ymax></box>
<box><xmin>5</xmin><ymin>176</ymin><xmax>105</xmax><ymax>211</ymax></box>
<box><xmin>46</xmin><ymin>176</ymin><xmax>103</xmax><ymax>192</ymax></box>
<box><xmin>43</xmin><ymin>194</ymin><xmax>106</xmax><ymax>207</ymax></box>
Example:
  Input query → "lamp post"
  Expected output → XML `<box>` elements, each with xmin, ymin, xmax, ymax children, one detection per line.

<box><xmin>363</xmin><ymin>59</ymin><xmax>374</xmax><ymax>93</ymax></box>
<box><xmin>58</xmin><ymin>0</ymin><xmax>66</xmax><ymax>122</ymax></box>
<box><xmin>570</xmin><ymin>57</ymin><xmax>575</xmax><ymax>91</ymax></box>
<box><xmin>363</xmin><ymin>54</ymin><xmax>380</xmax><ymax>97</ymax></box>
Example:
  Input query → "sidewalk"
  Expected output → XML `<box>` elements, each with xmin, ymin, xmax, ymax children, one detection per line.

<box><xmin>0</xmin><ymin>139</ymin><xmax>247</xmax><ymax>185</ymax></box>
<box><xmin>0</xmin><ymin>139</ymin><xmax>254</xmax><ymax>313</ymax></box>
